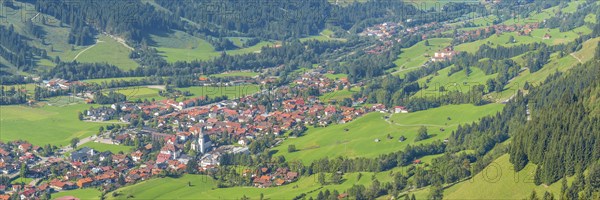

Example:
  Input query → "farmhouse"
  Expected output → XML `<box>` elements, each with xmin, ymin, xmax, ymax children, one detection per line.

<box><xmin>431</xmin><ymin>47</ymin><xmax>456</xmax><ymax>62</ymax></box>
<box><xmin>394</xmin><ymin>106</ymin><xmax>409</xmax><ymax>113</ymax></box>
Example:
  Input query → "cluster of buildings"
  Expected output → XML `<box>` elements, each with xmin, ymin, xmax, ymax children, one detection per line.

<box><xmin>454</xmin><ymin>23</ymin><xmax>541</xmax><ymax>43</ymax></box>
<box><xmin>431</xmin><ymin>46</ymin><xmax>457</xmax><ymax>62</ymax></box>
<box><xmin>251</xmin><ymin>167</ymin><xmax>298</xmax><ymax>188</ymax></box>
<box><xmin>43</xmin><ymin>79</ymin><xmax>85</xmax><ymax>91</ymax></box>
<box><xmin>362</xmin><ymin>22</ymin><xmax>400</xmax><ymax>39</ymax></box>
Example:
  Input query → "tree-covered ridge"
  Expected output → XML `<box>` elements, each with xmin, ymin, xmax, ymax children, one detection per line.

<box><xmin>510</xmin><ymin>59</ymin><xmax>600</xmax><ymax>185</ymax></box>
<box><xmin>27</xmin><ymin>0</ymin><xmax>182</xmax><ymax>44</ymax></box>
<box><xmin>0</xmin><ymin>25</ymin><xmax>47</xmax><ymax>71</ymax></box>
<box><xmin>155</xmin><ymin>0</ymin><xmax>477</xmax><ymax>40</ymax></box>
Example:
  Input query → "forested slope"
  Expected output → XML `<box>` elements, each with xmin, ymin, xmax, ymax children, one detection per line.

<box><xmin>509</xmin><ymin>55</ymin><xmax>600</xmax><ymax>197</ymax></box>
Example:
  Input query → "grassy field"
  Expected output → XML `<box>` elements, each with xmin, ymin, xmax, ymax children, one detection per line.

<box><xmin>0</xmin><ymin>1</ymin><xmax>78</xmax><ymax>64</ymax></box>
<box><xmin>0</xmin><ymin>100</ymin><xmax>106</xmax><ymax>146</ymax></box>
<box><xmin>11</xmin><ymin>177</ymin><xmax>33</xmax><ymax>185</ymax></box>
<box><xmin>571</xmin><ymin>36</ymin><xmax>600</xmax><ymax>63</ymax></box>
<box><xmin>210</xmin><ymin>71</ymin><xmax>259</xmax><ymax>78</ymax></box>
<box><xmin>441</xmin><ymin>154</ymin><xmax>570</xmax><ymax>199</ymax></box>
<box><xmin>78</xmin><ymin>142</ymin><xmax>133</xmax><ymax>154</ymax></box>
<box><xmin>320</xmin><ymin>88</ymin><xmax>357</xmax><ymax>102</ymax></box>
<box><xmin>109</xmin><ymin>170</ymin><xmax>399</xmax><ymax>200</ymax></box>
<box><xmin>0</xmin><ymin>83</ymin><xmax>38</xmax><ymax>95</ymax></box>
<box><xmin>413</xmin><ymin>66</ymin><xmax>497</xmax><ymax>98</ymax></box>
<box><xmin>83</xmin><ymin>77</ymin><xmax>149</xmax><ymax>84</ymax></box>
<box><xmin>108</xmin><ymin>84</ymin><xmax>261</xmax><ymax>102</ymax></box>
<box><xmin>151</xmin><ymin>30</ymin><xmax>276</xmax><ymax>62</ymax></box>
<box><xmin>73</xmin><ymin>35</ymin><xmax>139</xmax><ymax>70</ymax></box>
<box><xmin>176</xmin><ymin>84</ymin><xmax>261</xmax><ymax>99</ymax></box>
<box><xmin>273</xmin><ymin>104</ymin><xmax>504</xmax><ymax>164</ymax></box>
<box><xmin>493</xmin><ymin>51</ymin><xmax>581</xmax><ymax>101</ymax></box>
<box><xmin>455</xmin><ymin>26</ymin><xmax>591</xmax><ymax>53</ymax></box>
<box><xmin>51</xmin><ymin>188</ymin><xmax>102</xmax><ymax>200</ymax></box>
<box><xmin>323</xmin><ymin>73</ymin><xmax>348</xmax><ymax>80</ymax></box>
<box><xmin>299</xmin><ymin>29</ymin><xmax>347</xmax><ymax>42</ymax></box>
<box><xmin>392</xmin><ymin>38</ymin><xmax>452</xmax><ymax>76</ymax></box>
<box><xmin>110</xmin><ymin>86</ymin><xmax>166</xmax><ymax>101</ymax></box>
<box><xmin>403</xmin><ymin>0</ymin><xmax>479</xmax><ymax>10</ymax></box>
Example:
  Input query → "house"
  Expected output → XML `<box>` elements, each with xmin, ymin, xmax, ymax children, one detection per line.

<box><xmin>394</xmin><ymin>106</ymin><xmax>409</xmax><ymax>113</ymax></box>
<box><xmin>76</xmin><ymin>177</ymin><xmax>94</xmax><ymax>188</ymax></box>
<box><xmin>50</xmin><ymin>179</ymin><xmax>76</xmax><ymax>191</ymax></box>
<box><xmin>237</xmin><ymin>139</ymin><xmax>248</xmax><ymax>146</ymax></box>
<box><xmin>131</xmin><ymin>151</ymin><xmax>143</xmax><ymax>162</ymax></box>
<box><xmin>18</xmin><ymin>143</ymin><xmax>32</xmax><ymax>152</ymax></box>
<box><xmin>431</xmin><ymin>49</ymin><xmax>455</xmax><ymax>62</ymax></box>
<box><xmin>543</xmin><ymin>33</ymin><xmax>552</xmax><ymax>39</ymax></box>
<box><xmin>70</xmin><ymin>147</ymin><xmax>96</xmax><ymax>162</ymax></box>
<box><xmin>413</xmin><ymin>159</ymin><xmax>422</xmax><ymax>165</ymax></box>
<box><xmin>338</xmin><ymin>193</ymin><xmax>349</xmax><ymax>199</ymax></box>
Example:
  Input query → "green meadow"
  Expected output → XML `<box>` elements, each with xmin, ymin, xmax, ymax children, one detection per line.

<box><xmin>78</xmin><ymin>142</ymin><xmax>133</xmax><ymax>154</ymax></box>
<box><xmin>441</xmin><ymin>154</ymin><xmax>570</xmax><ymax>199</ymax></box>
<box><xmin>83</xmin><ymin>77</ymin><xmax>149</xmax><ymax>84</ymax></box>
<box><xmin>273</xmin><ymin>104</ymin><xmax>504</xmax><ymax>164</ymax></box>
<box><xmin>109</xmin><ymin>171</ymin><xmax>400</xmax><ymax>200</ymax></box>
<box><xmin>323</xmin><ymin>73</ymin><xmax>348</xmax><ymax>80</ymax></box>
<box><xmin>176</xmin><ymin>84</ymin><xmax>261</xmax><ymax>99</ymax></box>
<box><xmin>299</xmin><ymin>29</ymin><xmax>347</xmax><ymax>42</ymax></box>
<box><xmin>110</xmin><ymin>86</ymin><xmax>166</xmax><ymax>101</ymax></box>
<box><xmin>455</xmin><ymin>26</ymin><xmax>591</xmax><ymax>53</ymax></box>
<box><xmin>320</xmin><ymin>88</ymin><xmax>358</xmax><ymax>102</ymax></box>
<box><xmin>108</xmin><ymin>84</ymin><xmax>261</xmax><ymax>102</ymax></box>
<box><xmin>413</xmin><ymin>66</ymin><xmax>497</xmax><ymax>98</ymax></box>
<box><xmin>493</xmin><ymin>50</ymin><xmax>582</xmax><ymax>101</ymax></box>
<box><xmin>0</xmin><ymin>101</ymin><xmax>106</xmax><ymax>146</ymax></box>
<box><xmin>210</xmin><ymin>71</ymin><xmax>259</xmax><ymax>78</ymax></box>
<box><xmin>571</xmin><ymin>36</ymin><xmax>600</xmax><ymax>63</ymax></box>
<box><xmin>11</xmin><ymin>177</ymin><xmax>33</xmax><ymax>185</ymax></box>
<box><xmin>73</xmin><ymin>35</ymin><xmax>139</xmax><ymax>70</ymax></box>
<box><xmin>51</xmin><ymin>188</ymin><xmax>102</xmax><ymax>200</ymax></box>
<box><xmin>392</xmin><ymin>38</ymin><xmax>452</xmax><ymax>76</ymax></box>
<box><xmin>151</xmin><ymin>30</ymin><xmax>276</xmax><ymax>62</ymax></box>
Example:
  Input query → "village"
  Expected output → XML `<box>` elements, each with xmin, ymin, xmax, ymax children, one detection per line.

<box><xmin>0</xmin><ymin>68</ymin><xmax>414</xmax><ymax>199</ymax></box>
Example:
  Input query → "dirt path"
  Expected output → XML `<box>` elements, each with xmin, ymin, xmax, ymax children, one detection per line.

<box><xmin>106</xmin><ymin>33</ymin><xmax>134</xmax><ymax>51</ymax></box>
<box><xmin>147</xmin><ymin>85</ymin><xmax>166</xmax><ymax>90</ymax></box>
<box><xmin>570</xmin><ymin>53</ymin><xmax>583</xmax><ymax>64</ymax></box>
<box><xmin>72</xmin><ymin>40</ymin><xmax>104</xmax><ymax>61</ymax></box>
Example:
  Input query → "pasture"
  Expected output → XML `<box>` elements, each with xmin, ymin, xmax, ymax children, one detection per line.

<box><xmin>176</xmin><ymin>84</ymin><xmax>261</xmax><ymax>99</ymax></box>
<box><xmin>392</xmin><ymin>38</ymin><xmax>452</xmax><ymax>77</ymax></box>
<box><xmin>78</xmin><ymin>142</ymin><xmax>133</xmax><ymax>154</ymax></box>
<box><xmin>51</xmin><ymin>188</ymin><xmax>102</xmax><ymax>200</ymax></box>
<box><xmin>108</xmin><ymin>170</ymin><xmax>399</xmax><ymax>200</ymax></box>
<box><xmin>413</xmin><ymin>66</ymin><xmax>497</xmax><ymax>98</ymax></box>
<box><xmin>0</xmin><ymin>101</ymin><xmax>106</xmax><ymax>146</ymax></box>
<box><xmin>273</xmin><ymin>104</ymin><xmax>504</xmax><ymax>164</ymax></box>
<box><xmin>299</xmin><ymin>29</ymin><xmax>347</xmax><ymax>42</ymax></box>
<box><xmin>323</xmin><ymin>73</ymin><xmax>348</xmax><ymax>80</ymax></box>
<box><xmin>454</xmin><ymin>26</ymin><xmax>591</xmax><ymax>53</ymax></box>
<box><xmin>441</xmin><ymin>154</ymin><xmax>571</xmax><ymax>199</ymax></box>
<box><xmin>83</xmin><ymin>77</ymin><xmax>149</xmax><ymax>84</ymax></box>
<box><xmin>493</xmin><ymin>51</ymin><xmax>581</xmax><ymax>101</ymax></box>
<box><xmin>110</xmin><ymin>86</ymin><xmax>166</xmax><ymax>101</ymax></box>
<box><xmin>320</xmin><ymin>88</ymin><xmax>357</xmax><ymax>103</ymax></box>
<box><xmin>73</xmin><ymin>35</ymin><xmax>139</xmax><ymax>71</ymax></box>
<box><xmin>150</xmin><ymin>30</ymin><xmax>276</xmax><ymax>62</ymax></box>
<box><xmin>210</xmin><ymin>71</ymin><xmax>259</xmax><ymax>78</ymax></box>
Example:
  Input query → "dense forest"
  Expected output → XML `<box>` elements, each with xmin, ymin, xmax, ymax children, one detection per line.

<box><xmin>510</xmin><ymin>59</ymin><xmax>600</xmax><ymax>185</ymax></box>
<box><xmin>26</xmin><ymin>0</ymin><xmax>182</xmax><ymax>44</ymax></box>
<box><xmin>0</xmin><ymin>25</ymin><xmax>47</xmax><ymax>71</ymax></box>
